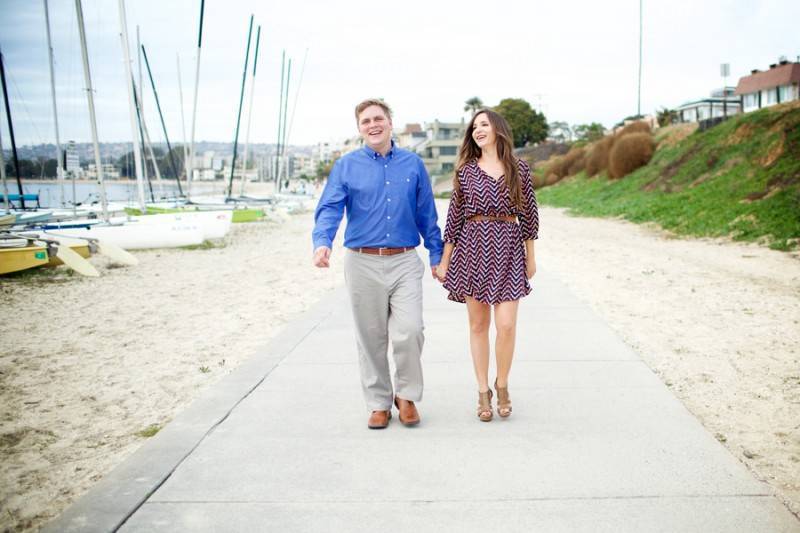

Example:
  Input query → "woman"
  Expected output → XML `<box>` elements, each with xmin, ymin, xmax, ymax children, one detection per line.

<box><xmin>436</xmin><ymin>109</ymin><xmax>539</xmax><ymax>422</ymax></box>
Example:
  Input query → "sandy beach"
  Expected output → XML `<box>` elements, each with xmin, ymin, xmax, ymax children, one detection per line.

<box><xmin>1</xmin><ymin>204</ymin><xmax>798</xmax><ymax>530</ymax></box>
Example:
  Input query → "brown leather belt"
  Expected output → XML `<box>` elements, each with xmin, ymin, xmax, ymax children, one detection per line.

<box><xmin>351</xmin><ymin>246</ymin><xmax>415</xmax><ymax>256</ymax></box>
<box><xmin>468</xmin><ymin>215</ymin><xmax>517</xmax><ymax>223</ymax></box>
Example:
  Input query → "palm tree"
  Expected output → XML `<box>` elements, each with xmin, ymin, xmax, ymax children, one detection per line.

<box><xmin>464</xmin><ymin>97</ymin><xmax>484</xmax><ymax>115</ymax></box>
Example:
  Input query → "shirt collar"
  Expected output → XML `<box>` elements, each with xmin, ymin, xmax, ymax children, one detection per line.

<box><xmin>362</xmin><ymin>140</ymin><xmax>396</xmax><ymax>160</ymax></box>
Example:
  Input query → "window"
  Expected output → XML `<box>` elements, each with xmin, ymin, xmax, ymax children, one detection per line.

<box><xmin>744</xmin><ymin>93</ymin><xmax>758</xmax><ymax>109</ymax></box>
<box><xmin>765</xmin><ymin>88</ymin><xmax>777</xmax><ymax>105</ymax></box>
<box><xmin>439</xmin><ymin>146</ymin><xmax>457</xmax><ymax>156</ymax></box>
<box><xmin>778</xmin><ymin>85</ymin><xmax>794</xmax><ymax>102</ymax></box>
<box><xmin>442</xmin><ymin>163</ymin><xmax>454</xmax><ymax>172</ymax></box>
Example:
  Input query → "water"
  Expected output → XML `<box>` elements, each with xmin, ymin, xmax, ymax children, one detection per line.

<box><xmin>4</xmin><ymin>180</ymin><xmax>230</xmax><ymax>208</ymax></box>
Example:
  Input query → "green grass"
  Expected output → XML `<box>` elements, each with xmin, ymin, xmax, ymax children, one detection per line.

<box><xmin>136</xmin><ymin>424</ymin><xmax>161</xmax><ymax>438</ymax></box>
<box><xmin>537</xmin><ymin>102</ymin><xmax>800</xmax><ymax>250</ymax></box>
<box><xmin>181</xmin><ymin>240</ymin><xmax>226</xmax><ymax>250</ymax></box>
<box><xmin>231</xmin><ymin>209</ymin><xmax>265</xmax><ymax>223</ymax></box>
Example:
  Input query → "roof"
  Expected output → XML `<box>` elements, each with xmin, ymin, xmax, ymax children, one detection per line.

<box><xmin>735</xmin><ymin>62</ymin><xmax>800</xmax><ymax>95</ymax></box>
<box><xmin>400</xmin><ymin>123</ymin><xmax>422</xmax><ymax>134</ymax></box>
<box><xmin>677</xmin><ymin>97</ymin><xmax>741</xmax><ymax>111</ymax></box>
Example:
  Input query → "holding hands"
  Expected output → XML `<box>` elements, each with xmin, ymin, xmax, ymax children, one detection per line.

<box><xmin>434</xmin><ymin>261</ymin><xmax>448</xmax><ymax>283</ymax></box>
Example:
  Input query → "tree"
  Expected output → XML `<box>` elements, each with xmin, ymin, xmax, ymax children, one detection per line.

<box><xmin>493</xmin><ymin>98</ymin><xmax>548</xmax><ymax>148</ymax></box>
<box><xmin>548</xmin><ymin>121</ymin><xmax>572</xmax><ymax>143</ymax></box>
<box><xmin>573</xmin><ymin>123</ymin><xmax>606</xmax><ymax>142</ymax></box>
<box><xmin>656</xmin><ymin>107</ymin><xmax>678</xmax><ymax>127</ymax></box>
<box><xmin>464</xmin><ymin>97</ymin><xmax>484</xmax><ymax>115</ymax></box>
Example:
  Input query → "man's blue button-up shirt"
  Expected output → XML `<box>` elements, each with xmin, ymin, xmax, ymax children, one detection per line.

<box><xmin>312</xmin><ymin>143</ymin><xmax>443</xmax><ymax>266</ymax></box>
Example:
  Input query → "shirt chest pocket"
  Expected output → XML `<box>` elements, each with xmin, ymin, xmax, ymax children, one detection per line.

<box><xmin>398</xmin><ymin>174</ymin><xmax>417</xmax><ymax>202</ymax></box>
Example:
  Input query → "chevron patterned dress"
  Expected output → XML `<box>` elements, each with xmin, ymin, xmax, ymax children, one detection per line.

<box><xmin>442</xmin><ymin>158</ymin><xmax>539</xmax><ymax>304</ymax></box>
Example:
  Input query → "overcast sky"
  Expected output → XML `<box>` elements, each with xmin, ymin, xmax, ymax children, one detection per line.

<box><xmin>0</xmin><ymin>0</ymin><xmax>798</xmax><ymax>148</ymax></box>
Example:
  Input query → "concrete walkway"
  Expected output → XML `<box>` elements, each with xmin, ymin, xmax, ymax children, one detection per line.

<box><xmin>46</xmin><ymin>264</ymin><xmax>800</xmax><ymax>532</ymax></box>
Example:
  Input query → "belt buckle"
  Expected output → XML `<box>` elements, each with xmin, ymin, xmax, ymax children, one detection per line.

<box><xmin>378</xmin><ymin>247</ymin><xmax>387</xmax><ymax>256</ymax></box>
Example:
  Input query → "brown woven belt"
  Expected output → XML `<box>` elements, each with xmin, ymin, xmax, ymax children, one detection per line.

<box><xmin>351</xmin><ymin>246</ymin><xmax>415</xmax><ymax>256</ymax></box>
<box><xmin>468</xmin><ymin>215</ymin><xmax>517</xmax><ymax>223</ymax></box>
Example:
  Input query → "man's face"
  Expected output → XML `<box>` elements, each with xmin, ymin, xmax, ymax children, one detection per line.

<box><xmin>357</xmin><ymin>105</ymin><xmax>393</xmax><ymax>151</ymax></box>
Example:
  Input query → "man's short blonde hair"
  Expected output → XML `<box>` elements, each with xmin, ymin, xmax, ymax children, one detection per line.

<box><xmin>354</xmin><ymin>99</ymin><xmax>392</xmax><ymax>122</ymax></box>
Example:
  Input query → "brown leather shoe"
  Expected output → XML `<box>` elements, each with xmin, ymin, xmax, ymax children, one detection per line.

<box><xmin>394</xmin><ymin>397</ymin><xmax>420</xmax><ymax>426</ymax></box>
<box><xmin>367</xmin><ymin>410</ymin><xmax>391</xmax><ymax>429</ymax></box>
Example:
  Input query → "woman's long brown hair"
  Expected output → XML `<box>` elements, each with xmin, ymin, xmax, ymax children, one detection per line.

<box><xmin>452</xmin><ymin>108</ymin><xmax>522</xmax><ymax>209</ymax></box>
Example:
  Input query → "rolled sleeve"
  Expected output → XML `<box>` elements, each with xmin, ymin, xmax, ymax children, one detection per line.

<box><xmin>443</xmin><ymin>173</ymin><xmax>466</xmax><ymax>245</ymax></box>
<box><xmin>414</xmin><ymin>159</ymin><xmax>443</xmax><ymax>266</ymax></box>
<box><xmin>518</xmin><ymin>161</ymin><xmax>539</xmax><ymax>241</ymax></box>
<box><xmin>312</xmin><ymin>161</ymin><xmax>347</xmax><ymax>250</ymax></box>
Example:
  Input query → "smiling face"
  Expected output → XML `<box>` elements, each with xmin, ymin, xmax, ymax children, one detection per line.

<box><xmin>357</xmin><ymin>105</ymin><xmax>393</xmax><ymax>153</ymax></box>
<box><xmin>471</xmin><ymin>113</ymin><xmax>496</xmax><ymax>150</ymax></box>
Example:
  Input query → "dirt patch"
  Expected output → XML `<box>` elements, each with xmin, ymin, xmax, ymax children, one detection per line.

<box><xmin>656</xmin><ymin>123</ymin><xmax>697</xmax><ymax>149</ymax></box>
<box><xmin>760</xmin><ymin>134</ymin><xmax>786</xmax><ymax>167</ymax></box>
<box><xmin>642</xmin><ymin>143</ymin><xmax>703</xmax><ymax>192</ymax></box>
<box><xmin>726</xmin><ymin>122</ymin><xmax>757</xmax><ymax>146</ymax></box>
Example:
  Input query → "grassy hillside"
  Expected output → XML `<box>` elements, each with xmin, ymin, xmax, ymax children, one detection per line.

<box><xmin>537</xmin><ymin>101</ymin><xmax>800</xmax><ymax>250</ymax></box>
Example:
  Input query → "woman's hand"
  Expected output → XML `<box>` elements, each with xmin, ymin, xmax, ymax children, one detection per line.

<box><xmin>526</xmin><ymin>256</ymin><xmax>536</xmax><ymax>280</ymax></box>
<box><xmin>435</xmin><ymin>262</ymin><xmax>448</xmax><ymax>283</ymax></box>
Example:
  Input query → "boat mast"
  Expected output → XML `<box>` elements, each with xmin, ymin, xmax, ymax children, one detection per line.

<box><xmin>0</xmin><ymin>114</ymin><xmax>8</xmax><ymax>213</ymax></box>
<box><xmin>274</xmin><ymin>50</ymin><xmax>285</xmax><ymax>192</ymax></box>
<box><xmin>116</xmin><ymin>0</ymin><xmax>147</xmax><ymax>214</ymax></box>
<box><xmin>137</xmin><ymin>26</ymin><xmax>149</xmax><ymax>195</ymax></box>
<box><xmin>43</xmin><ymin>0</ymin><xmax>67</xmax><ymax>210</ymax></box>
<box><xmin>284</xmin><ymin>48</ymin><xmax>308</xmax><ymax>157</ymax></box>
<box><xmin>74</xmin><ymin>1</ymin><xmax>109</xmax><ymax>220</ymax></box>
<box><xmin>177</xmin><ymin>53</ymin><xmax>189</xmax><ymax>183</ymax></box>
<box><xmin>131</xmin><ymin>76</ymin><xmax>156</xmax><ymax>202</ymax></box>
<box><xmin>226</xmin><ymin>14</ymin><xmax>254</xmax><ymax>200</ymax></box>
<box><xmin>187</xmin><ymin>0</ymin><xmax>206</xmax><ymax>199</ymax></box>
<box><xmin>277</xmin><ymin>58</ymin><xmax>292</xmax><ymax>191</ymax></box>
<box><xmin>142</xmin><ymin>45</ymin><xmax>184</xmax><ymax>197</ymax></box>
<box><xmin>239</xmin><ymin>25</ymin><xmax>261</xmax><ymax>197</ymax></box>
<box><xmin>0</xmin><ymin>49</ymin><xmax>24</xmax><ymax>210</ymax></box>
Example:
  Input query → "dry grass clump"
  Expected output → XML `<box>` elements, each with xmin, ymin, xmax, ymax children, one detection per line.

<box><xmin>618</xmin><ymin>121</ymin><xmax>651</xmax><ymax>137</ymax></box>
<box><xmin>608</xmin><ymin>132</ymin><xmax>655</xmax><ymax>179</ymax></box>
<box><xmin>542</xmin><ymin>146</ymin><xmax>587</xmax><ymax>186</ymax></box>
<box><xmin>585</xmin><ymin>136</ymin><xmax>615</xmax><ymax>176</ymax></box>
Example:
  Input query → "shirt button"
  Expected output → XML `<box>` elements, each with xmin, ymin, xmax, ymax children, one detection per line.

<box><xmin>387</xmin><ymin>198</ymin><xmax>391</xmax><ymax>202</ymax></box>
<box><xmin>384</xmin><ymin>164</ymin><xmax>388</xmax><ymax>168</ymax></box>
<box><xmin>387</xmin><ymin>216</ymin><xmax>391</xmax><ymax>219</ymax></box>
<box><xmin>386</xmin><ymin>233</ymin><xmax>390</xmax><ymax>237</ymax></box>
<box><xmin>385</xmin><ymin>181</ymin><xmax>390</xmax><ymax>185</ymax></box>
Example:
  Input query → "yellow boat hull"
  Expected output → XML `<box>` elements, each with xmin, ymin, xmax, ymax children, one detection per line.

<box><xmin>0</xmin><ymin>246</ymin><xmax>50</xmax><ymax>275</ymax></box>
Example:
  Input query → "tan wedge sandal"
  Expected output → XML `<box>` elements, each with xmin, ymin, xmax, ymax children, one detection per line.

<box><xmin>495</xmin><ymin>379</ymin><xmax>512</xmax><ymax>418</ymax></box>
<box><xmin>477</xmin><ymin>389</ymin><xmax>493</xmax><ymax>422</ymax></box>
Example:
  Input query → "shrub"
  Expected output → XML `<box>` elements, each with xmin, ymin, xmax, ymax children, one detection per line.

<box><xmin>617</xmin><ymin>121</ymin><xmax>651</xmax><ymax>137</ymax></box>
<box><xmin>563</xmin><ymin>146</ymin><xmax>586</xmax><ymax>176</ymax></box>
<box><xmin>545</xmin><ymin>155</ymin><xmax>567</xmax><ymax>181</ymax></box>
<box><xmin>585</xmin><ymin>135</ymin><xmax>615</xmax><ymax>176</ymax></box>
<box><xmin>608</xmin><ymin>132</ymin><xmax>655</xmax><ymax>179</ymax></box>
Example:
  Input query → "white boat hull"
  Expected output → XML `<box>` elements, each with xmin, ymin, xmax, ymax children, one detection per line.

<box><xmin>48</xmin><ymin>221</ymin><xmax>204</xmax><ymax>250</ymax></box>
<box><xmin>122</xmin><ymin>211</ymin><xmax>233</xmax><ymax>240</ymax></box>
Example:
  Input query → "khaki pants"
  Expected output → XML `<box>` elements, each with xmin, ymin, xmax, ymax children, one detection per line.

<box><xmin>344</xmin><ymin>249</ymin><xmax>425</xmax><ymax>411</ymax></box>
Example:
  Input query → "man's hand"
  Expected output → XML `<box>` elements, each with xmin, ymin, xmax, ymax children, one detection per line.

<box><xmin>431</xmin><ymin>266</ymin><xmax>441</xmax><ymax>281</ymax></box>
<box><xmin>313</xmin><ymin>246</ymin><xmax>331</xmax><ymax>268</ymax></box>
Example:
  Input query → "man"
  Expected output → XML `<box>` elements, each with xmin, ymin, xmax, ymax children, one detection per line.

<box><xmin>312</xmin><ymin>99</ymin><xmax>443</xmax><ymax>429</ymax></box>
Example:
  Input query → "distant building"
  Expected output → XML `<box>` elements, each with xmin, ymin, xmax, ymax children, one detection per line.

<box><xmin>677</xmin><ymin>87</ymin><xmax>741</xmax><ymax>123</ymax></box>
<box><xmin>415</xmin><ymin>119</ymin><xmax>466</xmax><ymax>176</ymax></box>
<box><xmin>395</xmin><ymin>123</ymin><xmax>427</xmax><ymax>152</ymax></box>
<box><xmin>735</xmin><ymin>59</ymin><xmax>800</xmax><ymax>112</ymax></box>
<box><xmin>85</xmin><ymin>163</ymin><xmax>120</xmax><ymax>180</ymax></box>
